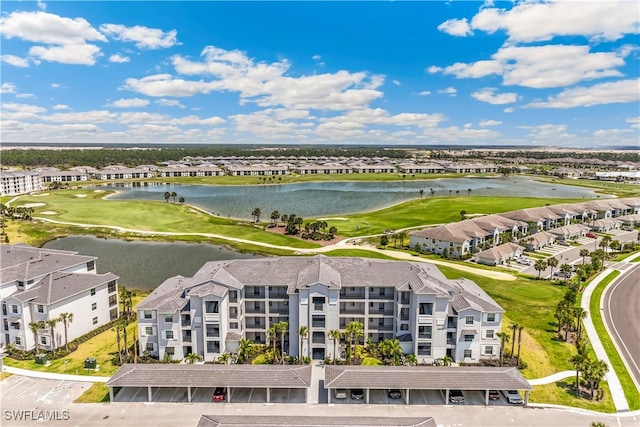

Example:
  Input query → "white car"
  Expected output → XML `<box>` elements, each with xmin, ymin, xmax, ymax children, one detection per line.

<box><xmin>516</xmin><ymin>258</ymin><xmax>531</xmax><ymax>266</ymax></box>
<box><xmin>503</xmin><ymin>390</ymin><xmax>523</xmax><ymax>404</ymax></box>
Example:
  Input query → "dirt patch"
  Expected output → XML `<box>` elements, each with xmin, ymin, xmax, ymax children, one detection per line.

<box><xmin>265</xmin><ymin>225</ymin><xmax>344</xmax><ymax>247</ymax></box>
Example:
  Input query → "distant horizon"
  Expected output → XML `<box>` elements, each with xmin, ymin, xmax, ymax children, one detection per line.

<box><xmin>1</xmin><ymin>1</ymin><xmax>639</xmax><ymax>147</ymax></box>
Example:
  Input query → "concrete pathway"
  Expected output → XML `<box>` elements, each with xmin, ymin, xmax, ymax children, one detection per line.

<box><xmin>581</xmin><ymin>267</ymin><xmax>629</xmax><ymax>412</ymax></box>
<box><xmin>2</xmin><ymin>365</ymin><xmax>109</xmax><ymax>383</ymax></box>
<box><xmin>528</xmin><ymin>370</ymin><xmax>577</xmax><ymax>386</ymax></box>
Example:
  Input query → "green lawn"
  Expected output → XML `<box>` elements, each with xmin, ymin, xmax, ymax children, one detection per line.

<box><xmin>589</xmin><ymin>271</ymin><xmax>640</xmax><ymax>410</ymax></box>
<box><xmin>534</xmin><ymin>177</ymin><xmax>640</xmax><ymax>198</ymax></box>
<box><xmin>74</xmin><ymin>383</ymin><xmax>110</xmax><ymax>403</ymax></box>
<box><xmin>529</xmin><ymin>380</ymin><xmax>615</xmax><ymax>413</ymax></box>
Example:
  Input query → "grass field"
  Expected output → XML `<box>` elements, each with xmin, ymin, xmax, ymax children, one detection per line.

<box><xmin>529</xmin><ymin>380</ymin><xmax>615</xmax><ymax>413</ymax></box>
<box><xmin>534</xmin><ymin>177</ymin><xmax>640</xmax><ymax>198</ymax></box>
<box><xmin>74</xmin><ymin>383</ymin><xmax>110</xmax><ymax>403</ymax></box>
<box><xmin>589</xmin><ymin>270</ymin><xmax>640</xmax><ymax>410</ymax></box>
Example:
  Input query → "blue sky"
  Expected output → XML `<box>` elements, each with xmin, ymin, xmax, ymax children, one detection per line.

<box><xmin>1</xmin><ymin>1</ymin><xmax>639</xmax><ymax>147</ymax></box>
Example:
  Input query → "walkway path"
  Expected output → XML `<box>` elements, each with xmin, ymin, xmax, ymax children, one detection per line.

<box><xmin>528</xmin><ymin>370</ymin><xmax>576</xmax><ymax>386</ymax></box>
<box><xmin>2</xmin><ymin>365</ymin><xmax>108</xmax><ymax>383</ymax></box>
<box><xmin>581</xmin><ymin>266</ymin><xmax>629</xmax><ymax>412</ymax></box>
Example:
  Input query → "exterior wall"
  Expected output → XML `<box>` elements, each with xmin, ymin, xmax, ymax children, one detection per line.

<box><xmin>0</xmin><ymin>172</ymin><xmax>45</xmax><ymax>196</ymax></box>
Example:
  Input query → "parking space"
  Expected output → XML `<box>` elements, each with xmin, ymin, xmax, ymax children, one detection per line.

<box><xmin>192</xmin><ymin>387</ymin><xmax>215</xmax><ymax>402</ymax></box>
<box><xmin>112</xmin><ymin>385</ymin><xmax>305</xmax><ymax>404</ymax></box>
<box><xmin>1</xmin><ymin>375</ymin><xmax>90</xmax><ymax>407</ymax></box>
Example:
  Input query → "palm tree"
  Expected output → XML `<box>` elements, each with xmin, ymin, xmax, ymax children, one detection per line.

<box><xmin>383</xmin><ymin>339</ymin><xmax>403</xmax><ymax>366</ymax></box>
<box><xmin>28</xmin><ymin>321</ymin><xmax>45</xmax><ymax>353</ymax></box>
<box><xmin>448</xmin><ymin>189</ymin><xmax>452</xmax><ymax>197</ymax></box>
<box><xmin>547</xmin><ymin>257</ymin><xmax>559</xmax><ymax>277</ymax></box>
<box><xmin>600</xmin><ymin>235</ymin><xmax>612</xmax><ymax>255</ymax></box>
<box><xmin>268</xmin><ymin>324</ymin><xmax>279</xmax><ymax>364</ymax></box>
<box><xmin>584</xmin><ymin>359</ymin><xmax>609</xmax><ymax>400</ymax></box>
<box><xmin>59</xmin><ymin>312</ymin><xmax>73</xmax><ymax>351</ymax></box>
<box><xmin>467</xmin><ymin>188</ymin><xmax>472</xmax><ymax>196</ymax></box>
<box><xmin>534</xmin><ymin>259</ymin><xmax>547</xmax><ymax>279</ymax></box>
<box><xmin>277</xmin><ymin>321</ymin><xmax>288</xmax><ymax>363</ymax></box>
<box><xmin>171</xmin><ymin>191</ymin><xmax>177</xmax><ymax>203</ymax></box>
<box><xmin>238</xmin><ymin>338</ymin><xmax>253</xmax><ymax>364</ymax></box>
<box><xmin>460</xmin><ymin>210</ymin><xmax>467</xmax><ymax>221</ymax></box>
<box><xmin>430</xmin><ymin>188</ymin><xmax>435</xmax><ymax>197</ymax></box>
<box><xmin>217</xmin><ymin>353</ymin><xmax>231</xmax><ymax>364</ymax></box>
<box><xmin>419</xmin><ymin>189</ymin><xmax>424</xmax><ymax>199</ymax></box>
<box><xmin>497</xmin><ymin>332</ymin><xmax>510</xmax><ymax>367</ymax></box>
<box><xmin>298</xmin><ymin>326</ymin><xmax>308</xmax><ymax>363</ymax></box>
<box><xmin>185</xmin><ymin>353</ymin><xmax>201</xmax><ymax>364</ymax></box>
<box><xmin>163</xmin><ymin>191</ymin><xmax>171</xmax><ymax>202</ymax></box>
<box><xmin>510</xmin><ymin>323</ymin><xmax>519</xmax><ymax>357</ymax></box>
<box><xmin>573</xmin><ymin>307</ymin><xmax>588</xmax><ymax>339</ymax></box>
<box><xmin>560</xmin><ymin>263</ymin><xmax>572</xmax><ymax>284</ymax></box>
<box><xmin>121</xmin><ymin>319</ymin><xmax>129</xmax><ymax>357</ymax></box>
<box><xmin>344</xmin><ymin>321</ymin><xmax>364</xmax><ymax>365</ymax></box>
<box><xmin>569</xmin><ymin>352</ymin><xmax>588</xmax><ymax>390</ymax></box>
<box><xmin>46</xmin><ymin>318</ymin><xmax>59</xmax><ymax>351</ymax></box>
<box><xmin>516</xmin><ymin>325</ymin><xmax>525</xmax><ymax>368</ymax></box>
<box><xmin>179</xmin><ymin>197</ymin><xmax>185</xmax><ymax>204</ymax></box>
<box><xmin>579</xmin><ymin>248</ymin><xmax>589</xmax><ymax>265</ymax></box>
<box><xmin>251</xmin><ymin>208</ymin><xmax>262</xmax><ymax>223</ymax></box>
<box><xmin>114</xmin><ymin>321</ymin><xmax>124</xmax><ymax>365</ymax></box>
<box><xmin>329</xmin><ymin>329</ymin><xmax>342</xmax><ymax>364</ymax></box>
<box><xmin>455</xmin><ymin>190</ymin><xmax>460</xmax><ymax>197</ymax></box>
<box><xmin>270</xmin><ymin>210</ymin><xmax>280</xmax><ymax>226</ymax></box>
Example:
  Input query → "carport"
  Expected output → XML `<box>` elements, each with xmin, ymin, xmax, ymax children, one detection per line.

<box><xmin>324</xmin><ymin>365</ymin><xmax>532</xmax><ymax>406</ymax></box>
<box><xmin>106</xmin><ymin>363</ymin><xmax>312</xmax><ymax>403</ymax></box>
<box><xmin>197</xmin><ymin>415</ymin><xmax>436</xmax><ymax>426</ymax></box>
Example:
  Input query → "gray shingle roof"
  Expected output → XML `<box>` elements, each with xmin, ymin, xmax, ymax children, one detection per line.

<box><xmin>197</xmin><ymin>415</ymin><xmax>436</xmax><ymax>427</ymax></box>
<box><xmin>13</xmin><ymin>271</ymin><xmax>118</xmax><ymax>305</ymax></box>
<box><xmin>107</xmin><ymin>364</ymin><xmax>312</xmax><ymax>388</ymax></box>
<box><xmin>324</xmin><ymin>366</ymin><xmax>531</xmax><ymax>391</ymax></box>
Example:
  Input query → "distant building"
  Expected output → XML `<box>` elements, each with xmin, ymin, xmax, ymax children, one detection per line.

<box><xmin>137</xmin><ymin>255</ymin><xmax>504</xmax><ymax>365</ymax></box>
<box><xmin>1</xmin><ymin>244</ymin><xmax>119</xmax><ymax>352</ymax></box>
<box><xmin>0</xmin><ymin>172</ymin><xmax>45</xmax><ymax>196</ymax></box>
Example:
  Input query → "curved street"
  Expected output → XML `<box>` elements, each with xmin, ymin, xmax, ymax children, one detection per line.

<box><xmin>603</xmin><ymin>263</ymin><xmax>640</xmax><ymax>392</ymax></box>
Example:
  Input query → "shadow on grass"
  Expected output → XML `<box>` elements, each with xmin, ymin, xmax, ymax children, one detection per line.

<box><xmin>557</xmin><ymin>380</ymin><xmax>598</xmax><ymax>401</ymax></box>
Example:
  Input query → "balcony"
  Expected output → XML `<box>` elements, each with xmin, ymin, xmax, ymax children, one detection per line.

<box><xmin>368</xmin><ymin>292</ymin><xmax>394</xmax><ymax>300</ymax></box>
<box><xmin>245</xmin><ymin>306</ymin><xmax>265</xmax><ymax>314</ymax></box>
<box><xmin>339</xmin><ymin>290</ymin><xmax>366</xmax><ymax>300</ymax></box>
<box><xmin>181</xmin><ymin>315</ymin><xmax>191</xmax><ymax>327</ymax></box>
<box><xmin>269</xmin><ymin>306</ymin><xmax>289</xmax><ymax>315</ymax></box>
<box><xmin>244</xmin><ymin>287</ymin><xmax>266</xmax><ymax>299</ymax></box>
<box><xmin>245</xmin><ymin>322</ymin><xmax>265</xmax><ymax>329</ymax></box>
<box><xmin>268</xmin><ymin>288</ymin><xmax>288</xmax><ymax>299</ymax></box>
<box><xmin>369</xmin><ymin>309</ymin><xmax>394</xmax><ymax>316</ymax></box>
<box><xmin>367</xmin><ymin>324</ymin><xmax>393</xmax><ymax>331</ymax></box>
<box><xmin>446</xmin><ymin>339</ymin><xmax>456</xmax><ymax>345</ymax></box>
<box><xmin>340</xmin><ymin>303</ymin><xmax>365</xmax><ymax>315</ymax></box>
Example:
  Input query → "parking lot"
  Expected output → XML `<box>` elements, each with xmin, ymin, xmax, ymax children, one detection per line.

<box><xmin>112</xmin><ymin>386</ymin><xmax>307</xmax><ymax>403</ymax></box>
<box><xmin>330</xmin><ymin>388</ymin><xmax>515</xmax><ymax>406</ymax></box>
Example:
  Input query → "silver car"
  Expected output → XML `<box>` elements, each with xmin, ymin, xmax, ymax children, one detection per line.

<box><xmin>504</xmin><ymin>390</ymin><xmax>523</xmax><ymax>404</ymax></box>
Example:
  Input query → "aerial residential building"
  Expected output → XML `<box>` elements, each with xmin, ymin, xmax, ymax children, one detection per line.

<box><xmin>137</xmin><ymin>256</ymin><xmax>503</xmax><ymax>365</ymax></box>
<box><xmin>0</xmin><ymin>172</ymin><xmax>45</xmax><ymax>196</ymax></box>
<box><xmin>0</xmin><ymin>244</ymin><xmax>119</xmax><ymax>352</ymax></box>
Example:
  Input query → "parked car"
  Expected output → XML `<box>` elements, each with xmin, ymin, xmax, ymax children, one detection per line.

<box><xmin>334</xmin><ymin>388</ymin><xmax>347</xmax><ymax>399</ymax></box>
<box><xmin>586</xmin><ymin>232</ymin><xmax>597</xmax><ymax>239</ymax></box>
<box><xmin>388</xmin><ymin>389</ymin><xmax>402</xmax><ymax>399</ymax></box>
<box><xmin>558</xmin><ymin>240</ymin><xmax>570</xmax><ymax>246</ymax></box>
<box><xmin>554</xmin><ymin>271</ymin><xmax>572</xmax><ymax>278</ymax></box>
<box><xmin>449</xmin><ymin>389</ymin><xmax>464</xmax><ymax>403</ymax></box>
<box><xmin>488</xmin><ymin>390</ymin><xmax>500</xmax><ymax>401</ymax></box>
<box><xmin>350</xmin><ymin>389</ymin><xmax>365</xmax><ymax>400</ymax></box>
<box><xmin>516</xmin><ymin>258</ymin><xmax>531</xmax><ymax>265</ymax></box>
<box><xmin>503</xmin><ymin>390</ymin><xmax>523</xmax><ymax>404</ymax></box>
<box><xmin>212</xmin><ymin>387</ymin><xmax>226</xmax><ymax>402</ymax></box>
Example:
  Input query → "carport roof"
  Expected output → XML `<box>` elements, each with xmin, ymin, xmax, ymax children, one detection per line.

<box><xmin>324</xmin><ymin>366</ymin><xmax>532</xmax><ymax>391</ymax></box>
<box><xmin>107</xmin><ymin>364</ymin><xmax>312</xmax><ymax>389</ymax></box>
<box><xmin>197</xmin><ymin>415</ymin><xmax>436</xmax><ymax>427</ymax></box>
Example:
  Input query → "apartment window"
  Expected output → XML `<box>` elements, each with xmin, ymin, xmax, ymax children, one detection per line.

<box><xmin>86</xmin><ymin>260</ymin><xmax>95</xmax><ymax>271</ymax></box>
<box><xmin>312</xmin><ymin>331</ymin><xmax>325</xmax><ymax>344</ymax></box>
<box><xmin>165</xmin><ymin>330</ymin><xmax>174</xmax><ymax>340</ymax></box>
<box><xmin>400</xmin><ymin>324</ymin><xmax>409</xmax><ymax>331</ymax></box>
<box><xmin>40</xmin><ymin>336</ymin><xmax>47</xmax><ymax>345</ymax></box>
<box><xmin>90</xmin><ymin>288</ymin><xmax>96</xmax><ymax>296</ymax></box>
<box><xmin>91</xmin><ymin>302</ymin><xmax>97</xmax><ymax>311</ymax></box>
<box><xmin>165</xmin><ymin>314</ymin><xmax>173</xmax><ymax>323</ymax></box>
<box><xmin>464</xmin><ymin>349</ymin><xmax>472</xmax><ymax>358</ymax></box>
<box><xmin>464</xmin><ymin>334</ymin><xmax>474</xmax><ymax>342</ymax></box>
<box><xmin>230</xmin><ymin>322</ymin><xmax>238</xmax><ymax>330</ymax></box>
<box><xmin>465</xmin><ymin>315</ymin><xmax>474</xmax><ymax>325</ymax></box>
<box><xmin>206</xmin><ymin>341</ymin><xmax>220</xmax><ymax>353</ymax></box>
<box><xmin>37</xmin><ymin>304</ymin><xmax>44</xmax><ymax>313</ymax></box>
<box><xmin>108</xmin><ymin>280</ymin><xmax>117</xmax><ymax>294</ymax></box>
<box><xmin>229</xmin><ymin>290</ymin><xmax>238</xmax><ymax>302</ymax></box>
<box><xmin>485</xmin><ymin>330</ymin><xmax>494</xmax><ymax>339</ymax></box>
<box><xmin>17</xmin><ymin>281</ymin><xmax>25</xmax><ymax>289</ymax></box>
<box><xmin>11</xmin><ymin>305</ymin><xmax>18</xmax><ymax>314</ymax></box>
<box><xmin>312</xmin><ymin>296</ymin><xmax>325</xmax><ymax>311</ymax></box>
<box><xmin>15</xmin><ymin>337</ymin><xmax>21</xmax><ymax>345</ymax></box>
<box><xmin>146</xmin><ymin>343</ymin><xmax>154</xmax><ymax>352</ymax></box>
<box><xmin>110</xmin><ymin>308</ymin><xmax>118</xmax><ymax>321</ymax></box>
<box><xmin>417</xmin><ymin>343</ymin><xmax>432</xmax><ymax>356</ymax></box>
<box><xmin>145</xmin><ymin>327</ymin><xmax>153</xmax><ymax>336</ymax></box>
<box><xmin>487</xmin><ymin>313</ymin><xmax>496</xmax><ymax>322</ymax></box>
<box><xmin>418</xmin><ymin>326</ymin><xmax>432</xmax><ymax>339</ymax></box>
<box><xmin>206</xmin><ymin>324</ymin><xmax>220</xmax><ymax>338</ymax></box>
<box><xmin>312</xmin><ymin>315</ymin><xmax>325</xmax><ymax>328</ymax></box>
<box><xmin>92</xmin><ymin>317</ymin><xmax>98</xmax><ymax>325</ymax></box>
<box><xmin>485</xmin><ymin>346</ymin><xmax>494</xmax><ymax>355</ymax></box>
<box><xmin>205</xmin><ymin>301</ymin><xmax>219</xmax><ymax>314</ymax></box>
<box><xmin>419</xmin><ymin>303</ymin><xmax>433</xmax><ymax>315</ymax></box>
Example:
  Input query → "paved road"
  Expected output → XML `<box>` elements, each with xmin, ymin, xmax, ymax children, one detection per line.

<box><xmin>602</xmin><ymin>264</ymin><xmax>640</xmax><ymax>391</ymax></box>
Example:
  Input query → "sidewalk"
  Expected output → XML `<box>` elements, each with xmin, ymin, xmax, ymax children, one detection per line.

<box><xmin>581</xmin><ymin>267</ymin><xmax>629</xmax><ymax>412</ymax></box>
<box><xmin>528</xmin><ymin>370</ymin><xmax>576</xmax><ymax>386</ymax></box>
<box><xmin>2</xmin><ymin>365</ymin><xmax>109</xmax><ymax>383</ymax></box>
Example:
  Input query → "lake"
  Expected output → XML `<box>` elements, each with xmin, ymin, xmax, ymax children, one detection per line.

<box><xmin>42</xmin><ymin>235</ymin><xmax>262</xmax><ymax>291</ymax></box>
<box><xmin>97</xmin><ymin>176</ymin><xmax>602</xmax><ymax>220</ymax></box>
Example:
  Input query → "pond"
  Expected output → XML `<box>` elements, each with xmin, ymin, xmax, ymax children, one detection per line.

<box><xmin>97</xmin><ymin>176</ymin><xmax>602</xmax><ymax>220</ymax></box>
<box><xmin>42</xmin><ymin>235</ymin><xmax>262</xmax><ymax>291</ymax></box>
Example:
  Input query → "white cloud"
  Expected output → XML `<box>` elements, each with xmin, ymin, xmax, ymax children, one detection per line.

<box><xmin>438</xmin><ymin>87</ymin><xmax>457</xmax><ymax>96</ymax></box>
<box><xmin>1</xmin><ymin>102</ymin><xmax>47</xmax><ymax>120</ymax></box>
<box><xmin>0</xmin><ymin>11</ymin><xmax>106</xmax><ymax>65</ymax></box>
<box><xmin>312</xmin><ymin>55</ymin><xmax>322</xmax><ymax>61</ymax></box>
<box><xmin>518</xmin><ymin>124</ymin><xmax>574</xmax><ymax>145</ymax></box>
<box><xmin>1</xmin><ymin>83</ymin><xmax>17</xmax><ymax>93</ymax></box>
<box><xmin>392</xmin><ymin>80</ymin><xmax>400</xmax><ymax>86</ymax></box>
<box><xmin>125</xmin><ymin>45</ymin><xmax>385</xmax><ymax>111</ymax></box>
<box><xmin>156</xmin><ymin>99</ymin><xmax>185</xmax><ymax>108</ymax></box>
<box><xmin>434</xmin><ymin>44</ymin><xmax>628</xmax><ymax>89</ymax></box>
<box><xmin>1</xmin><ymin>54</ymin><xmax>30</xmax><ymax>67</ymax></box>
<box><xmin>479</xmin><ymin>119</ymin><xmax>502</xmax><ymax>127</ymax></box>
<box><xmin>51</xmin><ymin>83</ymin><xmax>63</xmax><ymax>88</ymax></box>
<box><xmin>503</xmin><ymin>107</ymin><xmax>514</xmax><ymax>113</ymax></box>
<box><xmin>16</xmin><ymin>93</ymin><xmax>34</xmax><ymax>99</ymax></box>
<box><xmin>418</xmin><ymin>91</ymin><xmax>431</xmax><ymax>96</ymax></box>
<box><xmin>109</xmin><ymin>53</ymin><xmax>130</xmax><ymax>63</ymax></box>
<box><xmin>44</xmin><ymin>110</ymin><xmax>117</xmax><ymax>123</ymax></box>
<box><xmin>52</xmin><ymin>104</ymin><xmax>69</xmax><ymax>110</ymax></box>
<box><xmin>626</xmin><ymin>117</ymin><xmax>640</xmax><ymax>129</ymax></box>
<box><xmin>469</xmin><ymin>1</ymin><xmax>640</xmax><ymax>43</ymax></box>
<box><xmin>471</xmin><ymin>87</ymin><xmax>517</xmax><ymax>104</ymax></box>
<box><xmin>437</xmin><ymin>18</ymin><xmax>472</xmax><ymax>37</ymax></box>
<box><xmin>109</xmin><ymin>98</ymin><xmax>150</xmax><ymax>108</ymax></box>
<box><xmin>526</xmin><ymin>79</ymin><xmax>640</xmax><ymax>109</ymax></box>
<box><xmin>99</xmin><ymin>24</ymin><xmax>179</xmax><ymax>49</ymax></box>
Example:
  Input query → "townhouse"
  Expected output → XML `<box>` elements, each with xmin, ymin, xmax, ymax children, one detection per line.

<box><xmin>0</xmin><ymin>172</ymin><xmax>45</xmax><ymax>196</ymax></box>
<box><xmin>1</xmin><ymin>244</ymin><xmax>119</xmax><ymax>352</ymax></box>
<box><xmin>137</xmin><ymin>256</ymin><xmax>504</xmax><ymax>365</ymax></box>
